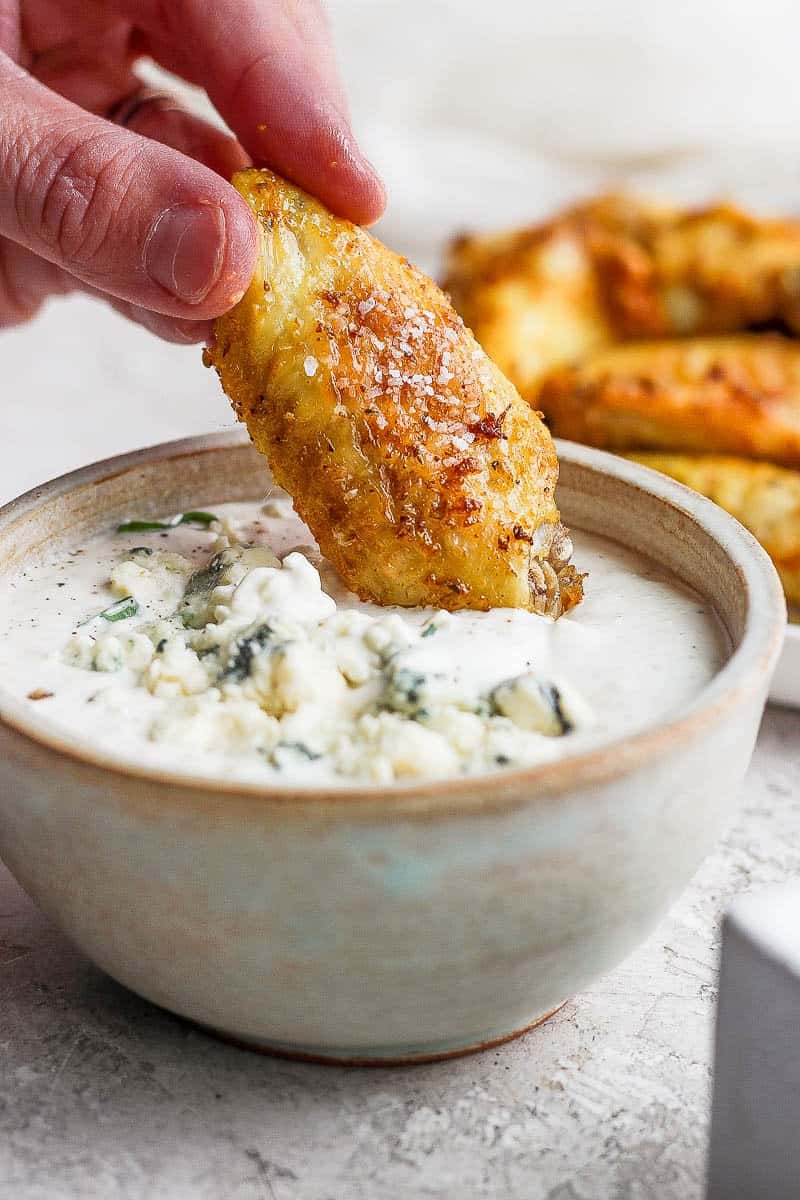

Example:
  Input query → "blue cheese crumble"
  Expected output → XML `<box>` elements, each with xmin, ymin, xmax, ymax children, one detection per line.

<box><xmin>60</xmin><ymin>509</ymin><xmax>592</xmax><ymax>784</ymax></box>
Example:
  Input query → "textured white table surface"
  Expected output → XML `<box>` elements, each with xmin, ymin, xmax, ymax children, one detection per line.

<box><xmin>3</xmin><ymin>5</ymin><xmax>800</xmax><ymax>1189</ymax></box>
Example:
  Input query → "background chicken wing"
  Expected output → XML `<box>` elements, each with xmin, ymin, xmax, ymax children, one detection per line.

<box><xmin>537</xmin><ymin>334</ymin><xmax>800</xmax><ymax>467</ymax></box>
<box><xmin>627</xmin><ymin>452</ymin><xmax>800</xmax><ymax>609</ymax></box>
<box><xmin>445</xmin><ymin>196</ymin><xmax>800</xmax><ymax>403</ymax></box>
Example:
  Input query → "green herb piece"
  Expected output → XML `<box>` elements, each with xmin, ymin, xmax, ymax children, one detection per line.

<box><xmin>116</xmin><ymin>518</ymin><xmax>177</xmax><ymax>533</ymax></box>
<box><xmin>274</xmin><ymin>741</ymin><xmax>322</xmax><ymax>762</ymax></box>
<box><xmin>420</xmin><ymin>623</ymin><xmax>437</xmax><ymax>638</ymax></box>
<box><xmin>116</xmin><ymin>511</ymin><xmax>219</xmax><ymax>533</ymax></box>
<box><xmin>180</xmin><ymin>511</ymin><xmax>219</xmax><ymax>527</ymax></box>
<box><xmin>101</xmin><ymin>596</ymin><xmax>139</xmax><ymax>622</ymax></box>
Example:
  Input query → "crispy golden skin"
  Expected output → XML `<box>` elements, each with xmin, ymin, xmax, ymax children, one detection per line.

<box><xmin>538</xmin><ymin>334</ymin><xmax>800</xmax><ymax>468</ymax></box>
<box><xmin>628</xmin><ymin>452</ymin><xmax>800</xmax><ymax>607</ymax></box>
<box><xmin>586</xmin><ymin>197</ymin><xmax>800</xmax><ymax>338</ymax></box>
<box><xmin>444</xmin><ymin>195</ymin><xmax>800</xmax><ymax>401</ymax></box>
<box><xmin>204</xmin><ymin>169</ymin><xmax>583</xmax><ymax>615</ymax></box>
<box><xmin>443</xmin><ymin>217</ymin><xmax>615</xmax><ymax>404</ymax></box>
<box><xmin>654</xmin><ymin>202</ymin><xmax>800</xmax><ymax>334</ymax></box>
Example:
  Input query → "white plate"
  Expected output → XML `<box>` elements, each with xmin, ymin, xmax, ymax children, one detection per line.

<box><xmin>770</xmin><ymin>623</ymin><xmax>800</xmax><ymax>707</ymax></box>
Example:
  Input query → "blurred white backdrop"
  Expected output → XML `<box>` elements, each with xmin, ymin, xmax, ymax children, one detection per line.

<box><xmin>333</xmin><ymin>0</ymin><xmax>800</xmax><ymax>265</ymax></box>
<box><xmin>332</xmin><ymin>0</ymin><xmax>800</xmax><ymax>163</ymax></box>
<box><xmin>4</xmin><ymin>0</ymin><xmax>800</xmax><ymax>500</ymax></box>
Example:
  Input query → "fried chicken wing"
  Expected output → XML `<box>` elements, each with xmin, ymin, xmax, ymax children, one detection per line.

<box><xmin>538</xmin><ymin>334</ymin><xmax>800</xmax><ymax>468</ymax></box>
<box><xmin>443</xmin><ymin>217</ymin><xmax>615</xmax><ymax>404</ymax></box>
<box><xmin>628</xmin><ymin>452</ymin><xmax>800</xmax><ymax>607</ymax></box>
<box><xmin>444</xmin><ymin>195</ymin><xmax>800</xmax><ymax>401</ymax></box>
<box><xmin>635</xmin><ymin>202</ymin><xmax>800</xmax><ymax>336</ymax></box>
<box><xmin>204</xmin><ymin>169</ymin><xmax>583</xmax><ymax>616</ymax></box>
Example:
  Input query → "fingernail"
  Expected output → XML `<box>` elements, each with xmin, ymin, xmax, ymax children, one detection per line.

<box><xmin>145</xmin><ymin>203</ymin><xmax>225</xmax><ymax>304</ymax></box>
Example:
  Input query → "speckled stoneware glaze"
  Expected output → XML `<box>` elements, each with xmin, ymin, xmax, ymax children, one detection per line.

<box><xmin>0</xmin><ymin>432</ymin><xmax>786</xmax><ymax>1064</ymax></box>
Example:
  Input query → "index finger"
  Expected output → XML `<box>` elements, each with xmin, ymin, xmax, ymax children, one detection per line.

<box><xmin>108</xmin><ymin>0</ymin><xmax>386</xmax><ymax>224</ymax></box>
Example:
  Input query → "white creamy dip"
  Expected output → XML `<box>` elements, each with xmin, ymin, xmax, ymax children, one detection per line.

<box><xmin>0</xmin><ymin>495</ymin><xmax>727</xmax><ymax>787</ymax></box>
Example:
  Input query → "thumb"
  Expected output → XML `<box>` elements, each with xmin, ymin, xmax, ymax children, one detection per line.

<box><xmin>0</xmin><ymin>54</ymin><xmax>257</xmax><ymax>319</ymax></box>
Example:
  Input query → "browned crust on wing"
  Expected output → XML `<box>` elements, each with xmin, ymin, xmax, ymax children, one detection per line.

<box><xmin>443</xmin><ymin>211</ymin><xmax>617</xmax><ymax>402</ymax></box>
<box><xmin>628</xmin><ymin>452</ymin><xmax>800</xmax><ymax>605</ymax></box>
<box><xmin>646</xmin><ymin>203</ymin><xmax>800</xmax><ymax>335</ymax></box>
<box><xmin>444</xmin><ymin>194</ymin><xmax>800</xmax><ymax>402</ymax></box>
<box><xmin>538</xmin><ymin>334</ymin><xmax>800</xmax><ymax>468</ymax></box>
<box><xmin>443</xmin><ymin>192</ymin><xmax>800</xmax><ymax>611</ymax></box>
<box><xmin>205</xmin><ymin>170</ymin><xmax>582</xmax><ymax>614</ymax></box>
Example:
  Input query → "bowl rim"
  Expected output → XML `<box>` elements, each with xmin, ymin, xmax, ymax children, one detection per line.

<box><xmin>0</xmin><ymin>430</ymin><xmax>786</xmax><ymax>807</ymax></box>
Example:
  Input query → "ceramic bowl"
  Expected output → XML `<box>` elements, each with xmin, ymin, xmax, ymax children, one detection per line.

<box><xmin>0</xmin><ymin>432</ymin><xmax>785</xmax><ymax>1064</ymax></box>
<box><xmin>770</xmin><ymin>622</ymin><xmax>800</xmax><ymax>708</ymax></box>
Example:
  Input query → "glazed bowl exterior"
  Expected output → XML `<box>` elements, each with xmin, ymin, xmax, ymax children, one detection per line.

<box><xmin>0</xmin><ymin>433</ymin><xmax>785</xmax><ymax>1063</ymax></box>
<box><xmin>770</xmin><ymin>622</ymin><xmax>800</xmax><ymax>708</ymax></box>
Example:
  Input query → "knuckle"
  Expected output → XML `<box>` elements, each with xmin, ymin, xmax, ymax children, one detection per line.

<box><xmin>111</xmin><ymin>91</ymin><xmax>170</xmax><ymax>132</ymax></box>
<box><xmin>227</xmin><ymin>49</ymin><xmax>274</xmax><ymax>111</ymax></box>
<box><xmin>15</xmin><ymin>124</ymin><xmax>142</xmax><ymax>271</ymax></box>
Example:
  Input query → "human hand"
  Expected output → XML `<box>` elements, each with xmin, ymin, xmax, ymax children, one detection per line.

<box><xmin>0</xmin><ymin>0</ymin><xmax>385</xmax><ymax>342</ymax></box>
